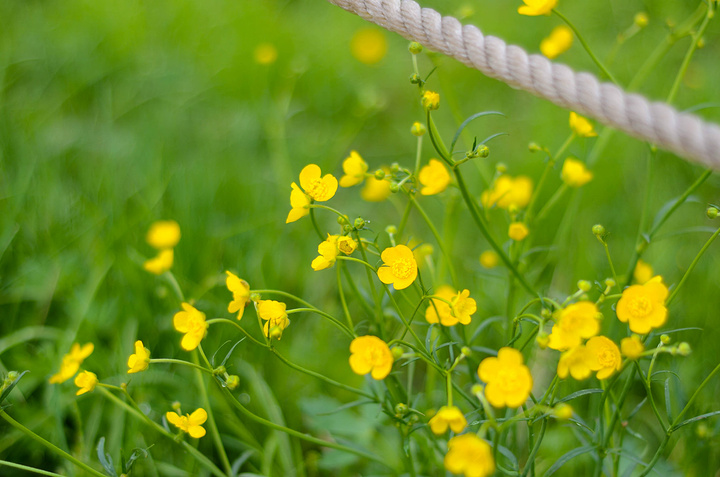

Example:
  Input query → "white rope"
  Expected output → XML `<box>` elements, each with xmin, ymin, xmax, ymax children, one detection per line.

<box><xmin>326</xmin><ymin>0</ymin><xmax>720</xmax><ymax>169</ymax></box>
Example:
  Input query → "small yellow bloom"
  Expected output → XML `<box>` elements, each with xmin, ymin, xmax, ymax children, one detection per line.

<box><xmin>451</xmin><ymin>289</ymin><xmax>477</xmax><ymax>325</ymax></box>
<box><xmin>586</xmin><ymin>336</ymin><xmax>622</xmax><ymax>379</ymax></box>
<box><xmin>74</xmin><ymin>371</ymin><xmax>98</xmax><ymax>396</ymax></box>
<box><xmin>350</xmin><ymin>28</ymin><xmax>387</xmax><ymax>65</ymax></box>
<box><xmin>569</xmin><ymin>112</ymin><xmax>598</xmax><ymax>138</ymax></box>
<box><xmin>254</xmin><ymin>43</ymin><xmax>277</xmax><ymax>65</ymax></box>
<box><xmin>418</xmin><ymin>159</ymin><xmax>451</xmax><ymax>195</ymax></box>
<box><xmin>361</xmin><ymin>168</ymin><xmax>392</xmax><ymax>202</ymax></box>
<box><xmin>621</xmin><ymin>335</ymin><xmax>645</xmax><ymax>359</ymax></box>
<box><xmin>548</xmin><ymin>301</ymin><xmax>600</xmax><ymax>351</ymax></box>
<box><xmin>173</xmin><ymin>303</ymin><xmax>208</xmax><ymax>351</ymax></box>
<box><xmin>633</xmin><ymin>259</ymin><xmax>653</xmax><ymax>284</ymax></box>
<box><xmin>557</xmin><ymin>345</ymin><xmax>595</xmax><ymax>380</ymax></box>
<box><xmin>339</xmin><ymin>151</ymin><xmax>369</xmax><ymax>187</ymax></box>
<box><xmin>349</xmin><ymin>335</ymin><xmax>393</xmax><ymax>380</ymax></box>
<box><xmin>508</xmin><ymin>222</ymin><xmax>529</xmax><ymax>241</ymax></box>
<box><xmin>226</xmin><ymin>271</ymin><xmax>251</xmax><ymax>320</ymax></box>
<box><xmin>143</xmin><ymin>249</ymin><xmax>174</xmax><ymax>275</ymax></box>
<box><xmin>616</xmin><ymin>276</ymin><xmax>668</xmax><ymax>334</ymax></box>
<box><xmin>422</xmin><ymin>91</ymin><xmax>440</xmax><ymax>110</ymax></box>
<box><xmin>540</xmin><ymin>25</ymin><xmax>573</xmax><ymax>59</ymax></box>
<box><xmin>336</xmin><ymin>236</ymin><xmax>358</xmax><ymax>255</ymax></box>
<box><xmin>146</xmin><ymin>220</ymin><xmax>181</xmax><ymax>249</ymax></box>
<box><xmin>518</xmin><ymin>0</ymin><xmax>557</xmax><ymax>16</ymax></box>
<box><xmin>478</xmin><ymin>347</ymin><xmax>533</xmax><ymax>408</ymax></box>
<box><xmin>481</xmin><ymin>175</ymin><xmax>533</xmax><ymax>210</ymax></box>
<box><xmin>444</xmin><ymin>433</ymin><xmax>495</xmax><ymax>477</ymax></box>
<box><xmin>425</xmin><ymin>285</ymin><xmax>456</xmax><ymax>326</ymax></box>
<box><xmin>377</xmin><ymin>244</ymin><xmax>418</xmax><ymax>290</ymax></box>
<box><xmin>553</xmin><ymin>403</ymin><xmax>574</xmax><ymax>420</ymax></box>
<box><xmin>298</xmin><ymin>164</ymin><xmax>338</xmax><ymax>202</ymax></box>
<box><xmin>428</xmin><ymin>405</ymin><xmax>467</xmax><ymax>435</ymax></box>
<box><xmin>561</xmin><ymin>158</ymin><xmax>593</xmax><ymax>187</ymax></box>
<box><xmin>479</xmin><ymin>250</ymin><xmax>499</xmax><ymax>269</ymax></box>
<box><xmin>257</xmin><ymin>300</ymin><xmax>290</xmax><ymax>339</ymax></box>
<box><xmin>311</xmin><ymin>235</ymin><xmax>341</xmax><ymax>271</ymax></box>
<box><xmin>166</xmin><ymin>408</ymin><xmax>208</xmax><ymax>438</ymax></box>
<box><xmin>49</xmin><ymin>343</ymin><xmax>94</xmax><ymax>384</ymax></box>
<box><xmin>286</xmin><ymin>182</ymin><xmax>311</xmax><ymax>223</ymax></box>
<box><xmin>127</xmin><ymin>340</ymin><xmax>151</xmax><ymax>374</ymax></box>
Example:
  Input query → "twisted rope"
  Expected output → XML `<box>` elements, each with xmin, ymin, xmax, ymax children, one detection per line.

<box><xmin>326</xmin><ymin>0</ymin><xmax>720</xmax><ymax>169</ymax></box>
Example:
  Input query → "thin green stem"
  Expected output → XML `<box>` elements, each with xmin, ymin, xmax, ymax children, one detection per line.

<box><xmin>520</xmin><ymin>418</ymin><xmax>547</xmax><ymax>477</ymax></box>
<box><xmin>337</xmin><ymin>261</ymin><xmax>354</xmax><ymax>331</ymax></box>
<box><xmin>164</xmin><ymin>271</ymin><xmax>185</xmax><ymax>303</ymax></box>
<box><xmin>534</xmin><ymin>183</ymin><xmax>569</xmax><ymax>224</ymax></box>
<box><xmin>408</xmin><ymin>194</ymin><xmax>459</xmax><ymax>287</ymax></box>
<box><xmin>251</xmin><ymin>289</ymin><xmax>315</xmax><ymax>309</ymax></box>
<box><xmin>288</xmin><ymin>307</ymin><xmax>355</xmax><ymax>338</ymax></box>
<box><xmin>309</xmin><ymin>208</ymin><xmax>325</xmax><ymax>241</ymax></box>
<box><xmin>667</xmin><ymin>225</ymin><xmax>720</xmax><ymax>306</ymax></box>
<box><xmin>206</xmin><ymin>317</ymin><xmax>268</xmax><ymax>348</ymax></box>
<box><xmin>0</xmin><ymin>460</ymin><xmax>67</xmax><ymax>477</ymax></box>
<box><xmin>149</xmin><ymin>358</ymin><xmax>216</xmax><ymax>374</ymax></box>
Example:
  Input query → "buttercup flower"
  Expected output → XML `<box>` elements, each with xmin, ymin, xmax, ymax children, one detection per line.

<box><xmin>167</xmin><ymin>408</ymin><xmax>208</xmax><ymax>438</ymax></box>
<box><xmin>339</xmin><ymin>151</ymin><xmax>369</xmax><ymax>187</ymax></box>
<box><xmin>422</xmin><ymin>91</ymin><xmax>440</xmax><ymax>110</ymax></box>
<box><xmin>257</xmin><ymin>300</ymin><xmax>290</xmax><ymax>339</ymax></box>
<box><xmin>254</xmin><ymin>43</ymin><xmax>277</xmax><ymax>65</ymax></box>
<box><xmin>561</xmin><ymin>158</ymin><xmax>593</xmax><ymax>187</ymax></box>
<box><xmin>418</xmin><ymin>159</ymin><xmax>451</xmax><ymax>195</ymax></box>
<box><xmin>299</xmin><ymin>164</ymin><xmax>338</xmax><ymax>202</ymax></box>
<box><xmin>479</xmin><ymin>250</ymin><xmax>499</xmax><ymax>269</ymax></box>
<box><xmin>426</xmin><ymin>285</ymin><xmax>457</xmax><ymax>326</ymax></box>
<box><xmin>540</xmin><ymin>25</ymin><xmax>573</xmax><ymax>59</ymax></box>
<box><xmin>311</xmin><ymin>235</ymin><xmax>341</xmax><ymax>271</ymax></box>
<box><xmin>569</xmin><ymin>112</ymin><xmax>598</xmax><ymax>138</ymax></box>
<box><xmin>478</xmin><ymin>347</ymin><xmax>533</xmax><ymax>408</ymax></box>
<box><xmin>518</xmin><ymin>0</ymin><xmax>557</xmax><ymax>16</ymax></box>
<box><xmin>286</xmin><ymin>182</ymin><xmax>311</xmax><ymax>223</ymax></box>
<box><xmin>173</xmin><ymin>303</ymin><xmax>209</xmax><ymax>351</ymax></box>
<box><xmin>49</xmin><ymin>343</ymin><xmax>94</xmax><ymax>384</ymax></box>
<box><xmin>74</xmin><ymin>371</ymin><xmax>98</xmax><ymax>396</ymax></box>
<box><xmin>127</xmin><ymin>340</ymin><xmax>151</xmax><ymax>374</ymax></box>
<box><xmin>226</xmin><ymin>271</ymin><xmax>251</xmax><ymax>320</ymax></box>
<box><xmin>450</xmin><ymin>290</ymin><xmax>477</xmax><ymax>325</ymax></box>
<box><xmin>621</xmin><ymin>335</ymin><xmax>645</xmax><ymax>359</ymax></box>
<box><xmin>361</xmin><ymin>168</ymin><xmax>392</xmax><ymax>202</ymax></box>
<box><xmin>146</xmin><ymin>220</ymin><xmax>181</xmax><ymax>249</ymax></box>
<box><xmin>481</xmin><ymin>175</ymin><xmax>533</xmax><ymax>210</ymax></box>
<box><xmin>143</xmin><ymin>249</ymin><xmax>174</xmax><ymax>275</ymax></box>
<box><xmin>616</xmin><ymin>276</ymin><xmax>668</xmax><ymax>334</ymax></box>
<box><xmin>377</xmin><ymin>244</ymin><xmax>418</xmax><ymax>290</ymax></box>
<box><xmin>429</xmin><ymin>405</ymin><xmax>467</xmax><ymax>435</ymax></box>
<box><xmin>508</xmin><ymin>222</ymin><xmax>529</xmax><ymax>241</ymax></box>
<box><xmin>444</xmin><ymin>433</ymin><xmax>495</xmax><ymax>477</ymax></box>
<box><xmin>336</xmin><ymin>236</ymin><xmax>358</xmax><ymax>255</ymax></box>
<box><xmin>633</xmin><ymin>259</ymin><xmax>653</xmax><ymax>284</ymax></box>
<box><xmin>349</xmin><ymin>335</ymin><xmax>393</xmax><ymax>380</ymax></box>
<box><xmin>557</xmin><ymin>345</ymin><xmax>594</xmax><ymax>380</ymax></box>
<box><xmin>586</xmin><ymin>336</ymin><xmax>622</xmax><ymax>379</ymax></box>
<box><xmin>350</xmin><ymin>28</ymin><xmax>388</xmax><ymax>65</ymax></box>
<box><xmin>548</xmin><ymin>301</ymin><xmax>600</xmax><ymax>351</ymax></box>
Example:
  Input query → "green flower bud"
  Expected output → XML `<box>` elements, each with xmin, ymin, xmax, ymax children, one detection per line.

<box><xmin>250</xmin><ymin>292</ymin><xmax>262</xmax><ymax>303</ymax></box>
<box><xmin>411</xmin><ymin>121</ymin><xmax>427</xmax><ymax>137</ymax></box>
<box><xmin>634</xmin><ymin>12</ymin><xmax>649</xmax><ymax>28</ymax></box>
<box><xmin>408</xmin><ymin>42</ymin><xmax>423</xmax><ymax>54</ymax></box>
<box><xmin>213</xmin><ymin>365</ymin><xmax>227</xmax><ymax>376</ymax></box>
<box><xmin>660</xmin><ymin>334</ymin><xmax>671</xmax><ymax>345</ymax></box>
<box><xmin>391</xmin><ymin>346</ymin><xmax>404</xmax><ymax>359</ymax></box>
<box><xmin>394</xmin><ymin>403</ymin><xmax>408</xmax><ymax>416</ymax></box>
<box><xmin>528</xmin><ymin>142</ymin><xmax>542</xmax><ymax>153</ymax></box>
<box><xmin>677</xmin><ymin>342</ymin><xmax>691</xmax><ymax>356</ymax></box>
<box><xmin>337</xmin><ymin>214</ymin><xmax>350</xmax><ymax>225</ymax></box>
<box><xmin>604</xmin><ymin>278</ymin><xmax>616</xmax><ymax>289</ymax></box>
<box><xmin>385</xmin><ymin>225</ymin><xmax>398</xmax><ymax>235</ymax></box>
<box><xmin>471</xmin><ymin>384</ymin><xmax>483</xmax><ymax>396</ymax></box>
<box><xmin>477</xmin><ymin>145</ymin><xmax>490</xmax><ymax>158</ymax></box>
<box><xmin>389</xmin><ymin>183</ymin><xmax>400</xmax><ymax>193</ymax></box>
<box><xmin>354</xmin><ymin>217</ymin><xmax>366</xmax><ymax>229</ymax></box>
<box><xmin>536</xmin><ymin>332</ymin><xmax>549</xmax><ymax>349</ymax></box>
<box><xmin>461</xmin><ymin>346</ymin><xmax>472</xmax><ymax>357</ymax></box>
<box><xmin>577</xmin><ymin>280</ymin><xmax>592</xmax><ymax>292</ymax></box>
<box><xmin>495</xmin><ymin>162</ymin><xmax>507</xmax><ymax>174</ymax></box>
<box><xmin>343</xmin><ymin>224</ymin><xmax>353</xmax><ymax>234</ymax></box>
<box><xmin>172</xmin><ymin>401</ymin><xmax>182</xmax><ymax>412</ymax></box>
<box><xmin>374</xmin><ymin>169</ymin><xmax>386</xmax><ymax>180</ymax></box>
<box><xmin>409</xmin><ymin>73</ymin><xmax>423</xmax><ymax>85</ymax></box>
<box><xmin>390</xmin><ymin>162</ymin><xmax>400</xmax><ymax>173</ymax></box>
<box><xmin>592</xmin><ymin>224</ymin><xmax>606</xmax><ymax>237</ymax></box>
<box><xmin>7</xmin><ymin>371</ymin><xmax>18</xmax><ymax>381</ymax></box>
<box><xmin>706</xmin><ymin>205</ymin><xmax>719</xmax><ymax>219</ymax></box>
<box><xmin>225</xmin><ymin>375</ymin><xmax>240</xmax><ymax>390</ymax></box>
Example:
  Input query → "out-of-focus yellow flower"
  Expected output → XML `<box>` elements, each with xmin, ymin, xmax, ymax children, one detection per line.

<box><xmin>428</xmin><ymin>405</ymin><xmax>467</xmax><ymax>434</ymax></box>
<box><xmin>518</xmin><ymin>0</ymin><xmax>557</xmax><ymax>16</ymax></box>
<box><xmin>540</xmin><ymin>25</ymin><xmax>573</xmax><ymax>59</ymax></box>
<box><xmin>479</xmin><ymin>250</ymin><xmax>499</xmax><ymax>269</ymax></box>
<box><xmin>548</xmin><ymin>301</ymin><xmax>600</xmax><ymax>351</ymax></box>
<box><xmin>451</xmin><ymin>289</ymin><xmax>477</xmax><ymax>325</ymax></box>
<box><xmin>257</xmin><ymin>300</ymin><xmax>290</xmax><ymax>339</ymax></box>
<box><xmin>299</xmin><ymin>164</ymin><xmax>338</xmax><ymax>202</ymax></box>
<box><xmin>286</xmin><ymin>182</ymin><xmax>311</xmax><ymax>223</ymax></box>
<box><xmin>478</xmin><ymin>347</ymin><xmax>533</xmax><ymax>408</ymax></box>
<box><xmin>173</xmin><ymin>303</ymin><xmax>208</xmax><ymax>351</ymax></box>
<box><xmin>167</xmin><ymin>408</ymin><xmax>207</xmax><ymax>438</ymax></box>
<box><xmin>254</xmin><ymin>43</ymin><xmax>277</xmax><ymax>65</ymax></box>
<box><xmin>557</xmin><ymin>345</ymin><xmax>594</xmax><ymax>380</ymax></box>
<box><xmin>226</xmin><ymin>271</ymin><xmax>251</xmax><ymax>320</ymax></box>
<box><xmin>418</xmin><ymin>159</ymin><xmax>451</xmax><ymax>195</ymax></box>
<box><xmin>350</xmin><ymin>28</ymin><xmax>388</xmax><ymax>65</ymax></box>
<box><xmin>508</xmin><ymin>222</ymin><xmax>529</xmax><ymax>241</ymax></box>
<box><xmin>361</xmin><ymin>167</ymin><xmax>392</xmax><ymax>202</ymax></box>
<box><xmin>49</xmin><ymin>343</ymin><xmax>94</xmax><ymax>384</ymax></box>
<box><xmin>377</xmin><ymin>244</ymin><xmax>418</xmax><ymax>290</ymax></box>
<box><xmin>339</xmin><ymin>151</ymin><xmax>369</xmax><ymax>187</ymax></box>
<box><xmin>127</xmin><ymin>340</ymin><xmax>151</xmax><ymax>374</ymax></box>
<box><xmin>146</xmin><ymin>220</ymin><xmax>181</xmax><ymax>249</ymax></box>
<box><xmin>422</xmin><ymin>91</ymin><xmax>440</xmax><ymax>110</ymax></box>
<box><xmin>586</xmin><ymin>336</ymin><xmax>621</xmax><ymax>379</ymax></box>
<box><xmin>616</xmin><ymin>276</ymin><xmax>668</xmax><ymax>334</ymax></box>
<box><xmin>426</xmin><ymin>285</ymin><xmax>456</xmax><ymax>326</ymax></box>
<box><xmin>561</xmin><ymin>158</ymin><xmax>593</xmax><ymax>187</ymax></box>
<box><xmin>74</xmin><ymin>371</ymin><xmax>98</xmax><ymax>396</ymax></box>
<box><xmin>349</xmin><ymin>335</ymin><xmax>393</xmax><ymax>379</ymax></box>
<box><xmin>633</xmin><ymin>259</ymin><xmax>653</xmax><ymax>284</ymax></box>
<box><xmin>143</xmin><ymin>249</ymin><xmax>174</xmax><ymax>275</ymax></box>
<box><xmin>569</xmin><ymin>112</ymin><xmax>598</xmax><ymax>138</ymax></box>
<box><xmin>553</xmin><ymin>403</ymin><xmax>574</xmax><ymax>420</ymax></box>
<box><xmin>621</xmin><ymin>335</ymin><xmax>645</xmax><ymax>359</ymax></box>
<box><xmin>481</xmin><ymin>175</ymin><xmax>533</xmax><ymax>210</ymax></box>
<box><xmin>444</xmin><ymin>433</ymin><xmax>495</xmax><ymax>477</ymax></box>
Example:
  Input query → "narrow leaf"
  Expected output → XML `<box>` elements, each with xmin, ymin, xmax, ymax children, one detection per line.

<box><xmin>0</xmin><ymin>371</ymin><xmax>29</xmax><ymax>405</ymax></box>
<box><xmin>449</xmin><ymin>111</ymin><xmax>505</xmax><ymax>153</ymax></box>
<box><xmin>544</xmin><ymin>445</ymin><xmax>597</xmax><ymax>476</ymax></box>
<box><xmin>96</xmin><ymin>437</ymin><xmax>117</xmax><ymax>477</ymax></box>
<box><xmin>671</xmin><ymin>410</ymin><xmax>720</xmax><ymax>431</ymax></box>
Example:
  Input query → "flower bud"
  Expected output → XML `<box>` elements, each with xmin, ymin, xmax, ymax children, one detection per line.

<box><xmin>409</xmin><ymin>73</ymin><xmax>423</xmax><ymax>85</ymax></box>
<box><xmin>225</xmin><ymin>375</ymin><xmax>240</xmax><ymax>390</ymax></box>
<box><xmin>421</xmin><ymin>91</ymin><xmax>440</xmax><ymax>111</ymax></box>
<box><xmin>408</xmin><ymin>42</ymin><xmax>423</xmax><ymax>54</ymax></box>
<box><xmin>7</xmin><ymin>371</ymin><xmax>18</xmax><ymax>381</ymax></box>
<box><xmin>408</xmin><ymin>413</ymin><xmax>419</xmax><ymax>425</ymax></box>
<box><xmin>536</xmin><ymin>332</ymin><xmax>549</xmax><ymax>349</ymax></box>
<box><xmin>390</xmin><ymin>162</ymin><xmax>400</xmax><ymax>173</ymax></box>
<box><xmin>337</xmin><ymin>214</ymin><xmax>350</xmax><ymax>225</ymax></box>
<box><xmin>213</xmin><ymin>365</ymin><xmax>227</xmax><ymax>376</ymax></box>
<box><xmin>660</xmin><ymin>334</ymin><xmax>671</xmax><ymax>345</ymax></box>
<box><xmin>343</xmin><ymin>224</ymin><xmax>353</xmax><ymax>234</ymax></box>
<box><xmin>172</xmin><ymin>401</ymin><xmax>182</xmax><ymax>412</ymax></box>
<box><xmin>389</xmin><ymin>183</ymin><xmax>400</xmax><ymax>193</ymax></box>
<box><xmin>604</xmin><ymin>278</ymin><xmax>616</xmax><ymax>289</ymax></box>
<box><xmin>476</xmin><ymin>145</ymin><xmax>490</xmax><ymax>158</ymax></box>
<box><xmin>354</xmin><ymin>217</ymin><xmax>366</xmax><ymax>229</ymax></box>
<box><xmin>394</xmin><ymin>403</ymin><xmax>408</xmax><ymax>416</ymax></box>
<box><xmin>577</xmin><ymin>280</ymin><xmax>592</xmax><ymax>292</ymax></box>
<box><xmin>634</xmin><ymin>12</ymin><xmax>649</xmax><ymax>28</ymax></box>
<box><xmin>706</xmin><ymin>205</ymin><xmax>719</xmax><ymax>219</ymax></box>
<box><xmin>391</xmin><ymin>346</ymin><xmax>404</xmax><ymax>359</ymax></box>
<box><xmin>528</xmin><ymin>142</ymin><xmax>542</xmax><ymax>153</ymax></box>
<box><xmin>269</xmin><ymin>326</ymin><xmax>283</xmax><ymax>340</ymax></box>
<box><xmin>553</xmin><ymin>403</ymin><xmax>573</xmax><ymax>420</ymax></box>
<box><xmin>677</xmin><ymin>342</ymin><xmax>691</xmax><ymax>356</ymax></box>
<box><xmin>461</xmin><ymin>346</ymin><xmax>472</xmax><ymax>357</ymax></box>
<box><xmin>411</xmin><ymin>121</ymin><xmax>426</xmax><ymax>137</ymax></box>
<box><xmin>385</xmin><ymin>225</ymin><xmax>398</xmax><ymax>235</ymax></box>
<box><xmin>592</xmin><ymin>224</ymin><xmax>606</xmax><ymax>242</ymax></box>
<box><xmin>250</xmin><ymin>292</ymin><xmax>262</xmax><ymax>303</ymax></box>
<box><xmin>471</xmin><ymin>384</ymin><xmax>483</xmax><ymax>396</ymax></box>
<box><xmin>495</xmin><ymin>163</ymin><xmax>507</xmax><ymax>174</ymax></box>
<box><xmin>374</xmin><ymin>169</ymin><xmax>386</xmax><ymax>180</ymax></box>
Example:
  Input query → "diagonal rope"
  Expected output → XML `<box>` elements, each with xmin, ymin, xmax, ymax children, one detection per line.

<box><xmin>326</xmin><ymin>0</ymin><xmax>720</xmax><ymax>169</ymax></box>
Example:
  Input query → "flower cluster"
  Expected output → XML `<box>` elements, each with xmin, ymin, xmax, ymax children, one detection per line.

<box><xmin>49</xmin><ymin>343</ymin><xmax>94</xmax><ymax>384</ymax></box>
<box><xmin>311</xmin><ymin>234</ymin><xmax>358</xmax><ymax>271</ymax></box>
<box><xmin>481</xmin><ymin>175</ymin><xmax>533</xmax><ymax>210</ymax></box>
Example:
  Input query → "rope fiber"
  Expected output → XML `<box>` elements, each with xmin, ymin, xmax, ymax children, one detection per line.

<box><xmin>326</xmin><ymin>0</ymin><xmax>720</xmax><ymax>169</ymax></box>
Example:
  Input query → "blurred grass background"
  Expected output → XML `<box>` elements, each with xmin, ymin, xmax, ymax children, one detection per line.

<box><xmin>0</xmin><ymin>0</ymin><xmax>719</xmax><ymax>475</ymax></box>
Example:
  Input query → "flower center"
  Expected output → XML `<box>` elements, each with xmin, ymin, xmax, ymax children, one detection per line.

<box><xmin>307</xmin><ymin>179</ymin><xmax>327</xmax><ymax>200</ymax></box>
<box><xmin>497</xmin><ymin>367</ymin><xmax>521</xmax><ymax>392</ymax></box>
<box><xmin>597</xmin><ymin>348</ymin><xmax>616</xmax><ymax>367</ymax></box>
<box><xmin>628</xmin><ymin>296</ymin><xmax>652</xmax><ymax>317</ymax></box>
<box><xmin>391</xmin><ymin>259</ymin><xmax>414</xmax><ymax>279</ymax></box>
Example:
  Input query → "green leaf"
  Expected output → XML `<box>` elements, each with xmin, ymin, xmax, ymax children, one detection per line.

<box><xmin>124</xmin><ymin>446</ymin><xmax>151</xmax><ymax>474</ymax></box>
<box><xmin>671</xmin><ymin>410</ymin><xmax>720</xmax><ymax>432</ymax></box>
<box><xmin>544</xmin><ymin>445</ymin><xmax>597</xmax><ymax>476</ymax></box>
<box><xmin>0</xmin><ymin>370</ymin><xmax>29</xmax><ymax>405</ymax></box>
<box><xmin>96</xmin><ymin>437</ymin><xmax>117</xmax><ymax>477</ymax></box>
<box><xmin>449</xmin><ymin>111</ymin><xmax>505</xmax><ymax>153</ymax></box>
<box><xmin>556</xmin><ymin>389</ymin><xmax>603</xmax><ymax>404</ymax></box>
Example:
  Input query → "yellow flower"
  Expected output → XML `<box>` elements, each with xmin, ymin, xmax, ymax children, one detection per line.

<box><xmin>426</xmin><ymin>285</ymin><xmax>456</xmax><ymax>326</ymax></box>
<box><xmin>569</xmin><ymin>112</ymin><xmax>598</xmax><ymax>138</ymax></box>
<box><xmin>557</xmin><ymin>345</ymin><xmax>594</xmax><ymax>380</ymax></box>
<box><xmin>49</xmin><ymin>343</ymin><xmax>94</xmax><ymax>384</ymax></box>
<box><xmin>481</xmin><ymin>175</ymin><xmax>533</xmax><ymax>210</ymax></box>
<box><xmin>478</xmin><ymin>347</ymin><xmax>533</xmax><ymax>408</ymax></box>
<box><xmin>518</xmin><ymin>0</ymin><xmax>557</xmax><ymax>16</ymax></box>
<box><xmin>166</xmin><ymin>408</ymin><xmax>207</xmax><ymax>438</ymax></box>
<box><xmin>311</xmin><ymin>235</ymin><xmax>341</xmax><ymax>271</ymax></box>
<box><xmin>298</xmin><ymin>164</ymin><xmax>338</xmax><ymax>202</ymax></box>
<box><xmin>339</xmin><ymin>151</ymin><xmax>369</xmax><ymax>187</ymax></box>
<box><xmin>74</xmin><ymin>371</ymin><xmax>98</xmax><ymax>396</ymax></box>
<box><xmin>349</xmin><ymin>335</ymin><xmax>393</xmax><ymax>380</ymax></box>
<box><xmin>337</xmin><ymin>236</ymin><xmax>358</xmax><ymax>255</ymax></box>
<box><xmin>548</xmin><ymin>301</ymin><xmax>600</xmax><ymax>351</ymax></box>
<box><xmin>586</xmin><ymin>336</ymin><xmax>621</xmax><ymax>379</ymax></box>
<box><xmin>418</xmin><ymin>159</ymin><xmax>451</xmax><ymax>195</ymax></box>
<box><xmin>451</xmin><ymin>289</ymin><xmax>477</xmax><ymax>325</ymax></box>
<box><xmin>146</xmin><ymin>220</ymin><xmax>181</xmax><ymax>249</ymax></box>
<box><xmin>254</xmin><ymin>43</ymin><xmax>277</xmax><ymax>65</ymax></box>
<box><xmin>127</xmin><ymin>340</ymin><xmax>151</xmax><ymax>374</ymax></box>
<box><xmin>350</xmin><ymin>28</ymin><xmax>387</xmax><ymax>65</ymax></box>
<box><xmin>429</xmin><ymin>405</ymin><xmax>467</xmax><ymax>435</ymax></box>
<box><xmin>616</xmin><ymin>276</ymin><xmax>668</xmax><ymax>334</ymax></box>
<box><xmin>621</xmin><ymin>335</ymin><xmax>645</xmax><ymax>359</ymax></box>
<box><xmin>286</xmin><ymin>182</ymin><xmax>311</xmax><ymax>224</ymax></box>
<box><xmin>143</xmin><ymin>249</ymin><xmax>174</xmax><ymax>275</ymax></box>
<box><xmin>633</xmin><ymin>259</ymin><xmax>653</xmax><ymax>284</ymax></box>
<box><xmin>422</xmin><ymin>91</ymin><xmax>440</xmax><ymax>110</ymax></box>
<box><xmin>444</xmin><ymin>433</ymin><xmax>495</xmax><ymax>477</ymax></box>
<box><xmin>173</xmin><ymin>303</ymin><xmax>208</xmax><ymax>351</ymax></box>
<box><xmin>508</xmin><ymin>222</ymin><xmax>529</xmax><ymax>241</ymax></box>
<box><xmin>361</xmin><ymin>168</ymin><xmax>392</xmax><ymax>202</ymax></box>
<box><xmin>540</xmin><ymin>25</ymin><xmax>573</xmax><ymax>59</ymax></box>
<box><xmin>561</xmin><ymin>158</ymin><xmax>593</xmax><ymax>187</ymax></box>
<box><xmin>226</xmin><ymin>271</ymin><xmax>251</xmax><ymax>320</ymax></box>
<box><xmin>257</xmin><ymin>300</ymin><xmax>290</xmax><ymax>339</ymax></box>
<box><xmin>553</xmin><ymin>403</ymin><xmax>574</xmax><ymax>420</ymax></box>
<box><xmin>479</xmin><ymin>250</ymin><xmax>499</xmax><ymax>269</ymax></box>
<box><xmin>377</xmin><ymin>244</ymin><xmax>418</xmax><ymax>290</ymax></box>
